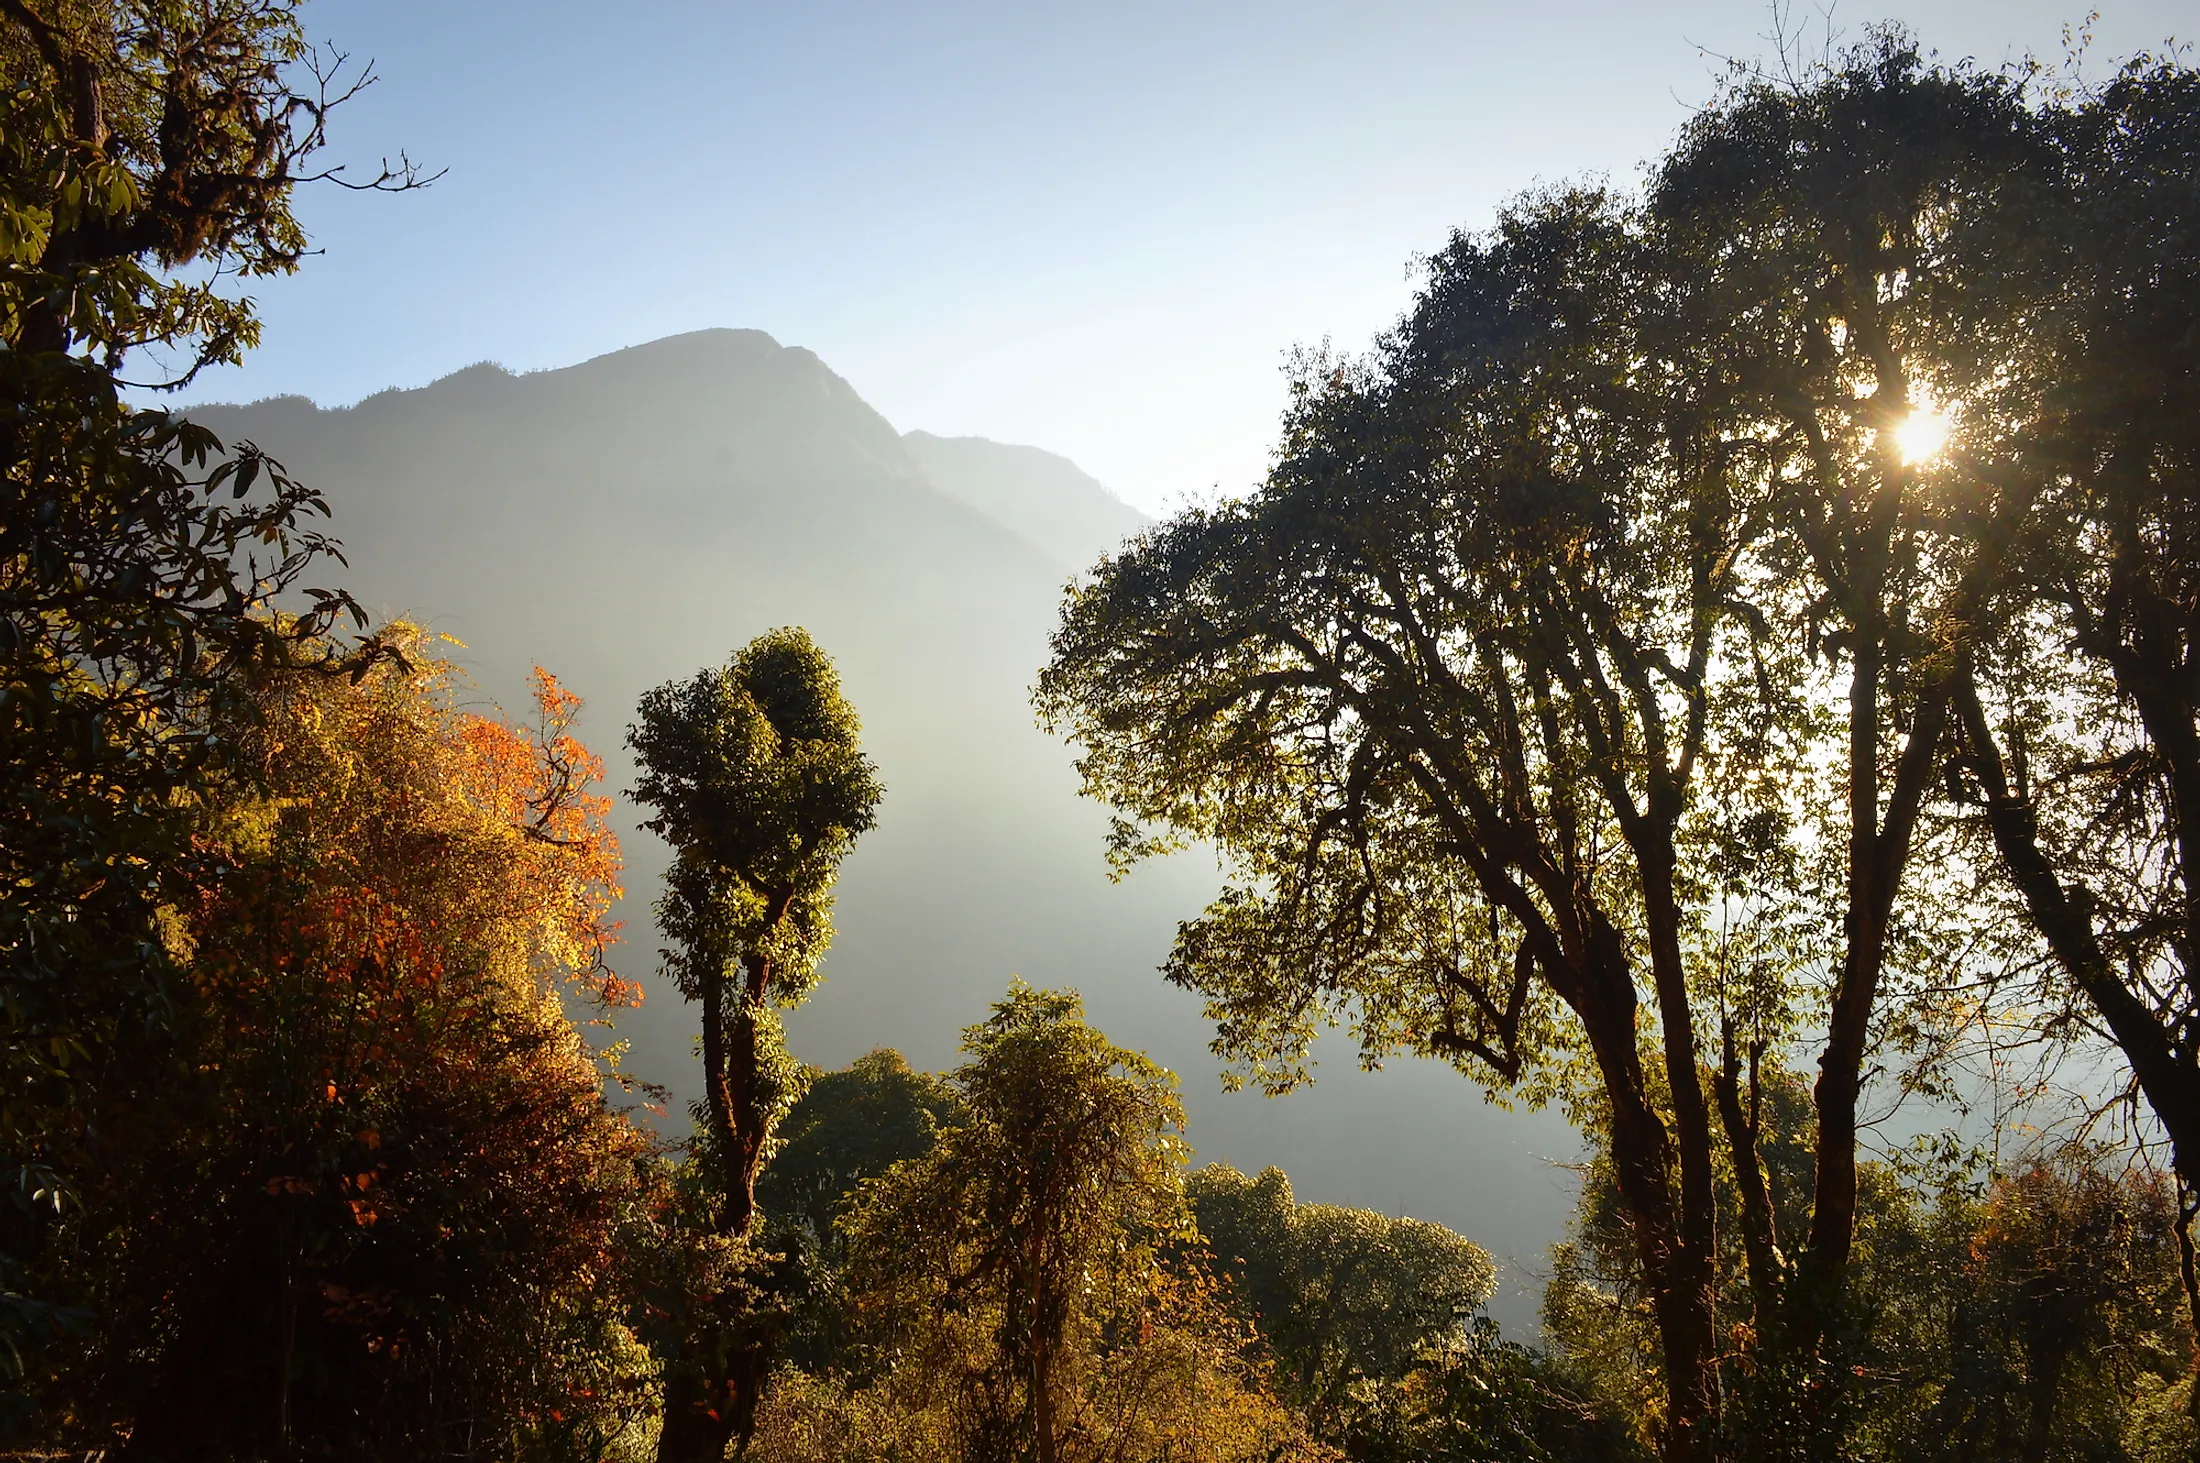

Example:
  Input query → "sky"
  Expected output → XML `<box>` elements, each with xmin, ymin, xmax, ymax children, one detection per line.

<box><xmin>176</xmin><ymin>0</ymin><xmax>2191</xmax><ymax>515</ymax></box>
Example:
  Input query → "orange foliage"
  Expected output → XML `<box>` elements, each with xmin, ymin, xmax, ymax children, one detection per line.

<box><xmin>71</xmin><ymin>635</ymin><xmax>658</xmax><ymax>1460</ymax></box>
<box><xmin>452</xmin><ymin>666</ymin><xmax>638</xmax><ymax>1010</ymax></box>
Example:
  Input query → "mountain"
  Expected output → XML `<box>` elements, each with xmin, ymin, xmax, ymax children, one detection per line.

<box><xmin>187</xmin><ymin>329</ymin><xmax>1578</xmax><ymax>1326</ymax></box>
<box><xmin>902</xmin><ymin>430</ymin><xmax>1150</xmax><ymax>572</ymax></box>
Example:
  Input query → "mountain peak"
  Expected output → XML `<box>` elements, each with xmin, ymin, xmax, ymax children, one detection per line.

<box><xmin>564</xmin><ymin>328</ymin><xmax>788</xmax><ymax>375</ymax></box>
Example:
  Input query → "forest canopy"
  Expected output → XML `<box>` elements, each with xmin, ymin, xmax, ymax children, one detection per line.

<box><xmin>1038</xmin><ymin>27</ymin><xmax>2200</xmax><ymax>1463</ymax></box>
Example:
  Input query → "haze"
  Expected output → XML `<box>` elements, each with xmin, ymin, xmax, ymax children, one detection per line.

<box><xmin>187</xmin><ymin>0</ymin><xmax>2182</xmax><ymax>512</ymax></box>
<box><xmin>173</xmin><ymin>1</ymin><xmax>2191</xmax><ymax>1331</ymax></box>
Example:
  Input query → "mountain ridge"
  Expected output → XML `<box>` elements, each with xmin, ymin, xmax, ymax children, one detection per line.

<box><xmin>183</xmin><ymin>329</ymin><xmax>1577</xmax><ymax>1330</ymax></box>
<box><xmin>210</xmin><ymin>329</ymin><xmax>1149</xmax><ymax>577</ymax></box>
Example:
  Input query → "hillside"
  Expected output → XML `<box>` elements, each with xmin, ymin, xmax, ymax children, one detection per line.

<box><xmin>188</xmin><ymin>329</ymin><xmax>1577</xmax><ymax>1322</ymax></box>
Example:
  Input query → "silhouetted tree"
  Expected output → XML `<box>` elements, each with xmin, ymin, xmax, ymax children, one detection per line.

<box><xmin>0</xmin><ymin>0</ymin><xmax>417</xmax><ymax>1423</ymax></box>
<box><xmin>1038</xmin><ymin>33</ymin><xmax>2133</xmax><ymax>1460</ymax></box>
<box><xmin>1946</xmin><ymin>60</ymin><xmax>2200</xmax><ymax>1215</ymax></box>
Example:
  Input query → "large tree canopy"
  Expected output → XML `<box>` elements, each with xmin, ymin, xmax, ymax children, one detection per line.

<box><xmin>1040</xmin><ymin>35</ymin><xmax>2199</xmax><ymax>1461</ymax></box>
<box><xmin>1948</xmin><ymin>61</ymin><xmax>2200</xmax><ymax>1207</ymax></box>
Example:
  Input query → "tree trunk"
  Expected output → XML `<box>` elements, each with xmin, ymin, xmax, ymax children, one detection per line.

<box><xmin>656</xmin><ymin>1370</ymin><xmax>742</xmax><ymax>1463</ymax></box>
<box><xmin>1033</xmin><ymin>1326</ymin><xmax>1058</xmax><ymax>1463</ymax></box>
<box><xmin>1956</xmin><ymin>679</ymin><xmax>2200</xmax><ymax>1191</ymax></box>
<box><xmin>1716</xmin><ymin>1021</ymin><xmax>1783</xmax><ymax>1331</ymax></box>
<box><xmin>1636</xmin><ymin>842</ymin><xmax>1724</xmax><ymax>1461</ymax></box>
<box><xmin>1805</xmin><ymin>638</ymin><xmax>1951</xmax><ymax>1310</ymax></box>
<box><xmin>1570</xmin><ymin>916</ymin><xmax>1720</xmax><ymax>1463</ymax></box>
<box><xmin>656</xmin><ymin>955</ymin><xmax>781</xmax><ymax>1463</ymax></box>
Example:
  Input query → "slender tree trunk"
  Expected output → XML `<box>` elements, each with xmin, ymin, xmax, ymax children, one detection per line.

<box><xmin>1806</xmin><ymin>634</ymin><xmax>1951</xmax><ymax>1305</ymax></box>
<box><xmin>1570</xmin><ymin>916</ymin><xmax>1720</xmax><ymax>1463</ymax></box>
<box><xmin>1637</xmin><ymin>837</ymin><xmax>1724</xmax><ymax>1459</ymax></box>
<box><xmin>1716</xmin><ymin>1021</ymin><xmax>1783</xmax><ymax>1331</ymax></box>
<box><xmin>657</xmin><ymin>954</ymin><xmax>781</xmax><ymax>1463</ymax></box>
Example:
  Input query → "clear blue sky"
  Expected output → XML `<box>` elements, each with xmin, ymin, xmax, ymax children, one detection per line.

<box><xmin>185</xmin><ymin>0</ymin><xmax>2188</xmax><ymax>514</ymax></box>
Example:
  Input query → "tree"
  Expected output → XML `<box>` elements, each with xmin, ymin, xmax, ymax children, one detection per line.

<box><xmin>1942</xmin><ymin>60</ymin><xmax>2200</xmax><ymax>1217</ymax></box>
<box><xmin>1038</xmin><ymin>34</ymin><xmax>2067</xmax><ymax>1459</ymax></box>
<box><xmin>1188</xmin><ymin>1164</ymin><xmax>1627</xmax><ymax>1461</ymax></box>
<box><xmin>1641</xmin><ymin>36</ymin><xmax>2065</xmax><ymax>1436</ymax></box>
<box><xmin>759</xmin><ymin>1049</ymin><xmax>966</xmax><ymax>1265</ymax></box>
<box><xmin>1943</xmin><ymin>1161</ymin><xmax>2189</xmax><ymax>1463</ymax></box>
<box><xmin>844</xmin><ymin>984</ymin><xmax>1203</xmax><ymax>1463</ymax></box>
<box><xmin>1546</xmin><ymin>1079</ymin><xmax>2196</xmax><ymax>1463</ymax></box>
<box><xmin>1186</xmin><ymin>1164</ymin><xmax>1493</xmax><ymax>1432</ymax></box>
<box><xmin>0</xmin><ymin>0</ymin><xmax>417</xmax><ymax>1414</ymax></box>
<box><xmin>1040</xmin><ymin>181</ymin><xmax>1752</xmax><ymax>1459</ymax></box>
<box><xmin>0</xmin><ymin>0</ymin><xmax>427</xmax><ymax>371</ymax></box>
<box><xmin>628</xmin><ymin>629</ymin><xmax>883</xmax><ymax>1462</ymax></box>
<box><xmin>23</xmin><ymin>636</ymin><xmax>654</xmax><ymax>1459</ymax></box>
<box><xmin>755</xmin><ymin>1049</ymin><xmax>965</xmax><ymax>1373</ymax></box>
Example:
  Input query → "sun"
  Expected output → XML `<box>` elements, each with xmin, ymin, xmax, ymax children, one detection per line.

<box><xmin>1889</xmin><ymin>405</ymin><xmax>1951</xmax><ymax>466</ymax></box>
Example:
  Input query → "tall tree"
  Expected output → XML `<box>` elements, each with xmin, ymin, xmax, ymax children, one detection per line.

<box><xmin>629</xmin><ymin>629</ymin><xmax>882</xmax><ymax>1462</ymax></box>
<box><xmin>1948</xmin><ymin>62</ymin><xmax>2200</xmax><ymax>1206</ymax></box>
<box><xmin>1645</xmin><ymin>38</ymin><xmax>2056</xmax><ymax>1419</ymax></box>
<box><xmin>0</xmin><ymin>0</ymin><xmax>415</xmax><ymax>1410</ymax></box>
<box><xmin>1039</xmin><ymin>36</ymin><xmax>2052</xmax><ymax>1459</ymax></box>
<box><xmin>1039</xmin><ymin>183</ymin><xmax>1779</xmax><ymax>1459</ymax></box>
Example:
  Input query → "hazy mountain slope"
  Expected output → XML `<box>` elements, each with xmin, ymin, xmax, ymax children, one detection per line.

<box><xmin>902</xmin><ymin>430</ymin><xmax>1149</xmax><ymax>572</ymax></box>
<box><xmin>188</xmin><ymin>329</ymin><xmax>1576</xmax><ymax>1325</ymax></box>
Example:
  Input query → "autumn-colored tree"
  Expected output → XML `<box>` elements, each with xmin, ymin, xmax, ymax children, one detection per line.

<box><xmin>27</xmin><ymin>636</ymin><xmax>655</xmax><ymax>1460</ymax></box>
<box><xmin>629</xmin><ymin>629</ymin><xmax>883</xmax><ymax>1462</ymax></box>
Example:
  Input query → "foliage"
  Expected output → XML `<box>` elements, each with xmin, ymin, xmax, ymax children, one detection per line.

<box><xmin>843</xmin><ymin>983</ymin><xmax>1192</xmax><ymax>1462</ymax></box>
<box><xmin>19</xmin><ymin>637</ymin><xmax>654</xmax><ymax>1459</ymax></box>
<box><xmin>0</xmin><ymin>0</ymin><xmax>426</xmax><ymax>373</ymax></box>
<box><xmin>756</xmin><ymin>1048</ymin><xmax>965</xmax><ymax>1372</ymax></box>
<box><xmin>1187</xmin><ymin>1163</ymin><xmax>1637</xmax><ymax>1459</ymax></box>
<box><xmin>0</xmin><ymin>354</ymin><xmax>378</xmax><ymax>1417</ymax></box>
<box><xmin>1546</xmin><ymin>1113</ymin><xmax>2198</xmax><ymax>1463</ymax></box>
<box><xmin>760</xmin><ymin>1048</ymin><xmax>966</xmax><ymax>1261</ymax></box>
<box><xmin>1038</xmin><ymin>30</ymin><xmax>2200</xmax><ymax>1459</ymax></box>
<box><xmin>1339</xmin><ymin>1319</ymin><xmax>1651</xmax><ymax>1463</ymax></box>
<box><xmin>1944</xmin><ymin>57</ymin><xmax>2200</xmax><ymax>1220</ymax></box>
<box><xmin>1185</xmin><ymin>1164</ymin><xmax>1491</xmax><ymax>1422</ymax></box>
<box><xmin>750</xmin><ymin>1272</ymin><xmax>1331</xmax><ymax>1463</ymax></box>
<box><xmin>828</xmin><ymin>983</ymin><xmax>1331</xmax><ymax>1463</ymax></box>
<box><xmin>0</xmin><ymin>0</ymin><xmax>418</xmax><ymax>1416</ymax></box>
<box><xmin>627</xmin><ymin>627</ymin><xmax>883</xmax><ymax>1460</ymax></box>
